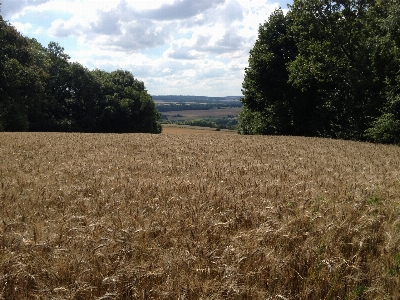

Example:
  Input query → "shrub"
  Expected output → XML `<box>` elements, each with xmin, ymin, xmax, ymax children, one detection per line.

<box><xmin>364</xmin><ymin>113</ymin><xmax>400</xmax><ymax>144</ymax></box>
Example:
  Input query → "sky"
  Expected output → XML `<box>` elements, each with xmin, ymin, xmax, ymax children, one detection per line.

<box><xmin>2</xmin><ymin>0</ymin><xmax>292</xmax><ymax>96</ymax></box>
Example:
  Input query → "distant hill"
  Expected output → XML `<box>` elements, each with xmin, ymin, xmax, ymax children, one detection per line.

<box><xmin>152</xmin><ymin>95</ymin><xmax>241</xmax><ymax>103</ymax></box>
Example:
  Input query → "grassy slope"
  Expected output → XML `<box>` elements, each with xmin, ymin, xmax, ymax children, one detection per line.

<box><xmin>1</xmin><ymin>132</ymin><xmax>400</xmax><ymax>299</ymax></box>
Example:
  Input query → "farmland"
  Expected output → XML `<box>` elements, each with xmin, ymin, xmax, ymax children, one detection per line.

<box><xmin>154</xmin><ymin>95</ymin><xmax>242</xmax><ymax>130</ymax></box>
<box><xmin>1</xmin><ymin>132</ymin><xmax>400</xmax><ymax>299</ymax></box>
<box><xmin>160</xmin><ymin>107</ymin><xmax>242</xmax><ymax>122</ymax></box>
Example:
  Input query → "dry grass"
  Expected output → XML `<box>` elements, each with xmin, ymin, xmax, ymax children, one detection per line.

<box><xmin>1</xmin><ymin>132</ymin><xmax>400</xmax><ymax>299</ymax></box>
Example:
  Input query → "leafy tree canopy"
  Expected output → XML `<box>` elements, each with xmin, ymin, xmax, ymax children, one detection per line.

<box><xmin>239</xmin><ymin>0</ymin><xmax>400</xmax><ymax>144</ymax></box>
<box><xmin>0</xmin><ymin>15</ymin><xmax>161</xmax><ymax>133</ymax></box>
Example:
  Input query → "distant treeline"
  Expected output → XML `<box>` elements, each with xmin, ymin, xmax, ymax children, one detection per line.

<box><xmin>0</xmin><ymin>15</ymin><xmax>161</xmax><ymax>133</ymax></box>
<box><xmin>152</xmin><ymin>95</ymin><xmax>241</xmax><ymax>103</ymax></box>
<box><xmin>156</xmin><ymin>102</ymin><xmax>242</xmax><ymax>112</ymax></box>
<box><xmin>164</xmin><ymin>117</ymin><xmax>239</xmax><ymax>130</ymax></box>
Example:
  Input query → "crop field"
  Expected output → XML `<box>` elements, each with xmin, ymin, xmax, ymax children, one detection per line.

<box><xmin>1</xmin><ymin>132</ymin><xmax>400</xmax><ymax>299</ymax></box>
<box><xmin>162</xmin><ymin>124</ymin><xmax>237</xmax><ymax>134</ymax></box>
<box><xmin>161</xmin><ymin>107</ymin><xmax>241</xmax><ymax>121</ymax></box>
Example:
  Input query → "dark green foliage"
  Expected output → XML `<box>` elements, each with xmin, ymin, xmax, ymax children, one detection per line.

<box><xmin>239</xmin><ymin>9</ymin><xmax>297</xmax><ymax>135</ymax></box>
<box><xmin>166</xmin><ymin>117</ymin><xmax>238</xmax><ymax>130</ymax></box>
<box><xmin>91</xmin><ymin>69</ymin><xmax>161</xmax><ymax>133</ymax></box>
<box><xmin>0</xmin><ymin>16</ymin><xmax>40</xmax><ymax>131</ymax></box>
<box><xmin>239</xmin><ymin>1</ymin><xmax>400</xmax><ymax>144</ymax></box>
<box><xmin>0</xmin><ymin>15</ymin><xmax>161</xmax><ymax>133</ymax></box>
<box><xmin>364</xmin><ymin>113</ymin><xmax>400</xmax><ymax>144</ymax></box>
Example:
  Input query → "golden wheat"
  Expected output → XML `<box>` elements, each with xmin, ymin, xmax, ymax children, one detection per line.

<box><xmin>0</xmin><ymin>132</ymin><xmax>399</xmax><ymax>299</ymax></box>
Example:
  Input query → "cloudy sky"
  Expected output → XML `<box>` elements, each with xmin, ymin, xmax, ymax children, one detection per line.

<box><xmin>2</xmin><ymin>0</ymin><xmax>292</xmax><ymax>96</ymax></box>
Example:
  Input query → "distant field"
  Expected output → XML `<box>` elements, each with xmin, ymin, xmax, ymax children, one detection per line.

<box><xmin>162</xmin><ymin>124</ymin><xmax>237</xmax><ymax>134</ymax></box>
<box><xmin>161</xmin><ymin>107</ymin><xmax>242</xmax><ymax>121</ymax></box>
<box><xmin>1</xmin><ymin>132</ymin><xmax>400</xmax><ymax>299</ymax></box>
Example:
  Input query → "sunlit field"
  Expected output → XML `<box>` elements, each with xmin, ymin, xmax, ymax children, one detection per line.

<box><xmin>1</xmin><ymin>132</ymin><xmax>400</xmax><ymax>299</ymax></box>
<box><xmin>162</xmin><ymin>124</ymin><xmax>237</xmax><ymax>134</ymax></box>
<box><xmin>160</xmin><ymin>107</ymin><xmax>241</xmax><ymax>121</ymax></box>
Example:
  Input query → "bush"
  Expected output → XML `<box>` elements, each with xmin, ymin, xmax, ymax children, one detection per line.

<box><xmin>364</xmin><ymin>113</ymin><xmax>400</xmax><ymax>144</ymax></box>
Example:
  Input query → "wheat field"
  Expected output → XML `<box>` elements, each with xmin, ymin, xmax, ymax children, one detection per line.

<box><xmin>1</xmin><ymin>132</ymin><xmax>400</xmax><ymax>299</ymax></box>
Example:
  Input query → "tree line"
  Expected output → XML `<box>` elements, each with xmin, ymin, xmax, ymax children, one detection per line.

<box><xmin>156</xmin><ymin>102</ymin><xmax>242</xmax><ymax>112</ymax></box>
<box><xmin>0</xmin><ymin>14</ymin><xmax>161</xmax><ymax>133</ymax></box>
<box><xmin>164</xmin><ymin>117</ymin><xmax>238</xmax><ymax>130</ymax></box>
<box><xmin>239</xmin><ymin>0</ymin><xmax>400</xmax><ymax>144</ymax></box>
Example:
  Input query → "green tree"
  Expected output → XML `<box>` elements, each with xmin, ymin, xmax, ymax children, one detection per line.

<box><xmin>239</xmin><ymin>9</ymin><xmax>296</xmax><ymax>135</ymax></box>
<box><xmin>0</xmin><ymin>16</ymin><xmax>43</xmax><ymax>131</ymax></box>
<box><xmin>239</xmin><ymin>0</ymin><xmax>400</xmax><ymax>143</ymax></box>
<box><xmin>137</xmin><ymin>91</ymin><xmax>162</xmax><ymax>133</ymax></box>
<box><xmin>288</xmin><ymin>0</ymin><xmax>393</xmax><ymax>139</ymax></box>
<box><xmin>25</xmin><ymin>38</ymin><xmax>52</xmax><ymax>131</ymax></box>
<box><xmin>0</xmin><ymin>16</ymin><xmax>161</xmax><ymax>134</ymax></box>
<box><xmin>43</xmin><ymin>42</ymin><xmax>73</xmax><ymax>131</ymax></box>
<box><xmin>238</xmin><ymin>9</ymin><xmax>320</xmax><ymax>136</ymax></box>
<box><xmin>66</xmin><ymin>62</ymin><xmax>102</xmax><ymax>131</ymax></box>
<box><xmin>364</xmin><ymin>113</ymin><xmax>400</xmax><ymax>144</ymax></box>
<box><xmin>368</xmin><ymin>0</ymin><xmax>400</xmax><ymax>144</ymax></box>
<box><xmin>92</xmin><ymin>69</ymin><xmax>161</xmax><ymax>133</ymax></box>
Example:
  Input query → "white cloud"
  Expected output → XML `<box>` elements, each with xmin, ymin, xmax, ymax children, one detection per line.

<box><xmin>140</xmin><ymin>0</ymin><xmax>226</xmax><ymax>21</ymax></box>
<box><xmin>2</xmin><ymin>0</ymin><xmax>51</xmax><ymax>17</ymax></box>
<box><xmin>48</xmin><ymin>17</ymin><xmax>86</xmax><ymax>37</ymax></box>
<box><xmin>2</xmin><ymin>0</ymin><xmax>290</xmax><ymax>96</ymax></box>
<box><xmin>9</xmin><ymin>21</ymin><xmax>33</xmax><ymax>34</ymax></box>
